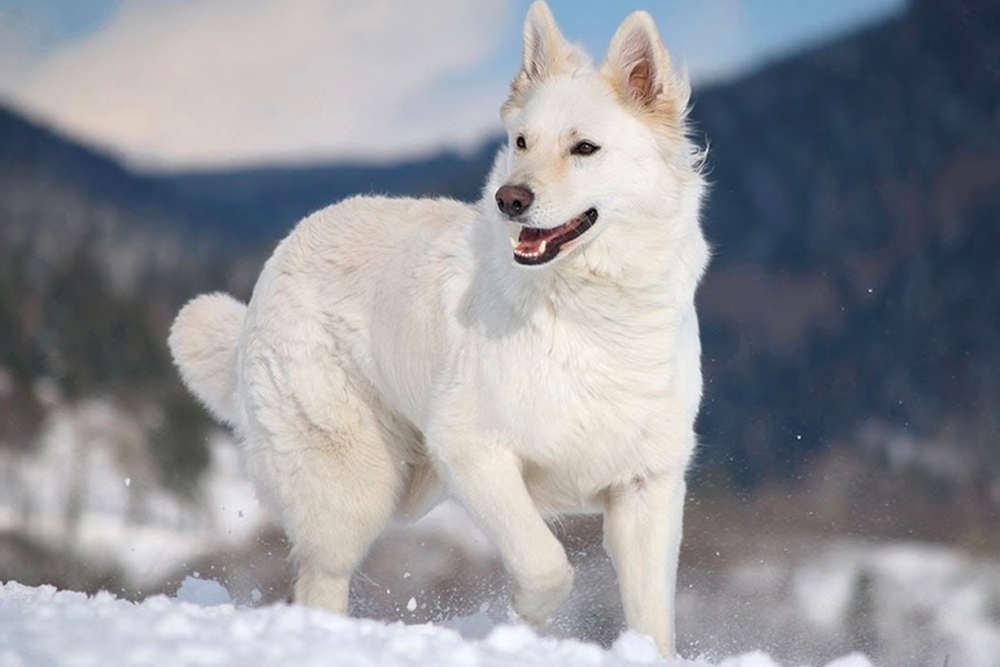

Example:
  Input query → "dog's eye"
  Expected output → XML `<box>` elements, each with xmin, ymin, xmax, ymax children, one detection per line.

<box><xmin>571</xmin><ymin>141</ymin><xmax>600</xmax><ymax>156</ymax></box>
<box><xmin>516</xmin><ymin>135</ymin><xmax>527</xmax><ymax>150</ymax></box>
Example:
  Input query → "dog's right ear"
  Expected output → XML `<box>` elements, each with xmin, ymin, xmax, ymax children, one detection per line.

<box><xmin>501</xmin><ymin>1</ymin><xmax>581</xmax><ymax>122</ymax></box>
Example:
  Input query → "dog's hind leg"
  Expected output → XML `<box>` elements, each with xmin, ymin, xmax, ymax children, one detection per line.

<box><xmin>603</xmin><ymin>470</ymin><xmax>686</xmax><ymax>658</ymax></box>
<box><xmin>243</xmin><ymin>389</ymin><xmax>409</xmax><ymax>613</ymax></box>
<box><xmin>290</xmin><ymin>439</ymin><xmax>402</xmax><ymax>610</ymax></box>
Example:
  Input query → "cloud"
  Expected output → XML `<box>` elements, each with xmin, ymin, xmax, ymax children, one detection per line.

<box><xmin>0</xmin><ymin>0</ymin><xmax>512</xmax><ymax>168</ymax></box>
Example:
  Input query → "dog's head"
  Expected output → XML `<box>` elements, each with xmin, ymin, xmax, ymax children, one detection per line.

<box><xmin>486</xmin><ymin>1</ymin><xmax>703</xmax><ymax>273</ymax></box>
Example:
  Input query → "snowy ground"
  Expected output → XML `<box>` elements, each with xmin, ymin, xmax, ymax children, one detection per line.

<box><xmin>0</xmin><ymin>580</ymin><xmax>874</xmax><ymax>667</ymax></box>
<box><xmin>0</xmin><ymin>405</ymin><xmax>272</xmax><ymax>591</ymax></box>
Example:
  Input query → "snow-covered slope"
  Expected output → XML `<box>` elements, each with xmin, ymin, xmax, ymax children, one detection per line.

<box><xmin>0</xmin><ymin>581</ymin><xmax>873</xmax><ymax>667</ymax></box>
<box><xmin>0</xmin><ymin>404</ymin><xmax>271</xmax><ymax>592</ymax></box>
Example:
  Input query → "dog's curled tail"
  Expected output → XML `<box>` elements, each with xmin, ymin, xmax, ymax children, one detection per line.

<box><xmin>168</xmin><ymin>292</ymin><xmax>246</xmax><ymax>426</ymax></box>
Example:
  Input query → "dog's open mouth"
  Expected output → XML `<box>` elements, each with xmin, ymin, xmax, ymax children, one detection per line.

<box><xmin>512</xmin><ymin>208</ymin><xmax>598</xmax><ymax>265</ymax></box>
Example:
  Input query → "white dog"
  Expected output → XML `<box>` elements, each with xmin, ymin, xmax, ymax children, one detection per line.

<box><xmin>169</xmin><ymin>1</ymin><xmax>708</xmax><ymax>656</ymax></box>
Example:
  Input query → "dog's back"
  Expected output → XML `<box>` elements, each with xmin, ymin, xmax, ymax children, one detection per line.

<box><xmin>170</xmin><ymin>195</ymin><xmax>473</xmax><ymax>432</ymax></box>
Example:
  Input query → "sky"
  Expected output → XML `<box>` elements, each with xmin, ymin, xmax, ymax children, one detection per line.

<box><xmin>0</xmin><ymin>0</ymin><xmax>905</xmax><ymax>170</ymax></box>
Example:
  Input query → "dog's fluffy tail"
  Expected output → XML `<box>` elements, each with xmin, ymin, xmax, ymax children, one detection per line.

<box><xmin>168</xmin><ymin>292</ymin><xmax>246</xmax><ymax>426</ymax></box>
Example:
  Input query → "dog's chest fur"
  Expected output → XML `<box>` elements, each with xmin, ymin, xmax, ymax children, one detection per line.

<box><xmin>443</xmin><ymin>278</ymin><xmax>693</xmax><ymax>504</ymax></box>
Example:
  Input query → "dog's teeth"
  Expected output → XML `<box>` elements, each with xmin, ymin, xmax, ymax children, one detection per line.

<box><xmin>509</xmin><ymin>237</ymin><xmax>517</xmax><ymax>249</ymax></box>
<box><xmin>538</xmin><ymin>240</ymin><xmax>547</xmax><ymax>255</ymax></box>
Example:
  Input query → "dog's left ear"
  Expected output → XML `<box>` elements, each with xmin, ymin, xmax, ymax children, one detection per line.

<box><xmin>600</xmin><ymin>12</ymin><xmax>690</xmax><ymax>122</ymax></box>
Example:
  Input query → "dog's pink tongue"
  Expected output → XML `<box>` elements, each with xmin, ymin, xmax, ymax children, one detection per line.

<box><xmin>515</xmin><ymin>227</ymin><xmax>545</xmax><ymax>254</ymax></box>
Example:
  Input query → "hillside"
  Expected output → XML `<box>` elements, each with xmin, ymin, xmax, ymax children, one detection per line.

<box><xmin>692</xmin><ymin>0</ymin><xmax>1000</xmax><ymax>485</ymax></box>
<box><xmin>0</xmin><ymin>105</ymin><xmax>256</xmax><ymax>494</ymax></box>
<box><xmin>159</xmin><ymin>142</ymin><xmax>501</xmax><ymax>238</ymax></box>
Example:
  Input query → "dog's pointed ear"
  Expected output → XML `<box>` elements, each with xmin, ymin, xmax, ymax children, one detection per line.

<box><xmin>518</xmin><ymin>1</ymin><xmax>567</xmax><ymax>84</ymax></box>
<box><xmin>502</xmin><ymin>1</ymin><xmax>575</xmax><ymax>121</ymax></box>
<box><xmin>600</xmin><ymin>11</ymin><xmax>690</xmax><ymax>122</ymax></box>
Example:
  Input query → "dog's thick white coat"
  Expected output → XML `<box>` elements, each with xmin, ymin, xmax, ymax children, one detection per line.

<box><xmin>169</xmin><ymin>2</ymin><xmax>708</xmax><ymax>657</ymax></box>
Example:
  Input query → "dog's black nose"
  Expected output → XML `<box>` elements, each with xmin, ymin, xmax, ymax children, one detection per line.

<box><xmin>495</xmin><ymin>184</ymin><xmax>534</xmax><ymax>217</ymax></box>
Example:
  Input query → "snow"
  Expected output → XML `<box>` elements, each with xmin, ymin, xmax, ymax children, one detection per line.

<box><xmin>0</xmin><ymin>581</ymin><xmax>871</xmax><ymax>667</ymax></box>
<box><xmin>823</xmin><ymin>656</ymin><xmax>876</xmax><ymax>667</ymax></box>
<box><xmin>789</xmin><ymin>540</ymin><xmax>1000</xmax><ymax>666</ymax></box>
<box><xmin>176</xmin><ymin>576</ymin><xmax>233</xmax><ymax>607</ymax></box>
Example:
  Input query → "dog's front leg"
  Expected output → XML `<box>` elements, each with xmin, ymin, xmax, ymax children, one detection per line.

<box><xmin>604</xmin><ymin>471</ymin><xmax>686</xmax><ymax>658</ymax></box>
<box><xmin>433</xmin><ymin>438</ymin><xmax>572</xmax><ymax>625</ymax></box>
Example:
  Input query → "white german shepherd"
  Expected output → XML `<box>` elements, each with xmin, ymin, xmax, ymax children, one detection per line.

<box><xmin>169</xmin><ymin>1</ymin><xmax>708</xmax><ymax>656</ymax></box>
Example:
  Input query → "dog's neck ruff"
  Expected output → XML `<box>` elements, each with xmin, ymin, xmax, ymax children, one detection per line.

<box><xmin>485</xmin><ymin>221</ymin><xmax>683</xmax><ymax>322</ymax></box>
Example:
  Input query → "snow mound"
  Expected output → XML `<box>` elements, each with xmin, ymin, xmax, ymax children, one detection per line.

<box><xmin>0</xmin><ymin>582</ymin><xmax>872</xmax><ymax>667</ymax></box>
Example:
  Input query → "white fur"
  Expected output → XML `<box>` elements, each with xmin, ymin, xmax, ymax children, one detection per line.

<box><xmin>168</xmin><ymin>2</ymin><xmax>708</xmax><ymax>657</ymax></box>
<box><xmin>168</xmin><ymin>292</ymin><xmax>246</xmax><ymax>425</ymax></box>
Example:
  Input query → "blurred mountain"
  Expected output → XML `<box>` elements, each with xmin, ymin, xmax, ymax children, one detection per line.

<box><xmin>159</xmin><ymin>144</ymin><xmax>502</xmax><ymax>238</ymax></box>
<box><xmin>1</xmin><ymin>0</ymin><xmax>998</xmax><ymax>497</ymax></box>
<box><xmin>0</xmin><ymin>105</ymin><xmax>258</xmax><ymax>492</ymax></box>
<box><xmin>692</xmin><ymin>0</ymin><xmax>1000</xmax><ymax>485</ymax></box>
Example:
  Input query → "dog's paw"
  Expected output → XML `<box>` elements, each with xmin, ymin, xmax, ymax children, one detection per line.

<box><xmin>511</xmin><ymin>561</ymin><xmax>574</xmax><ymax>626</ymax></box>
